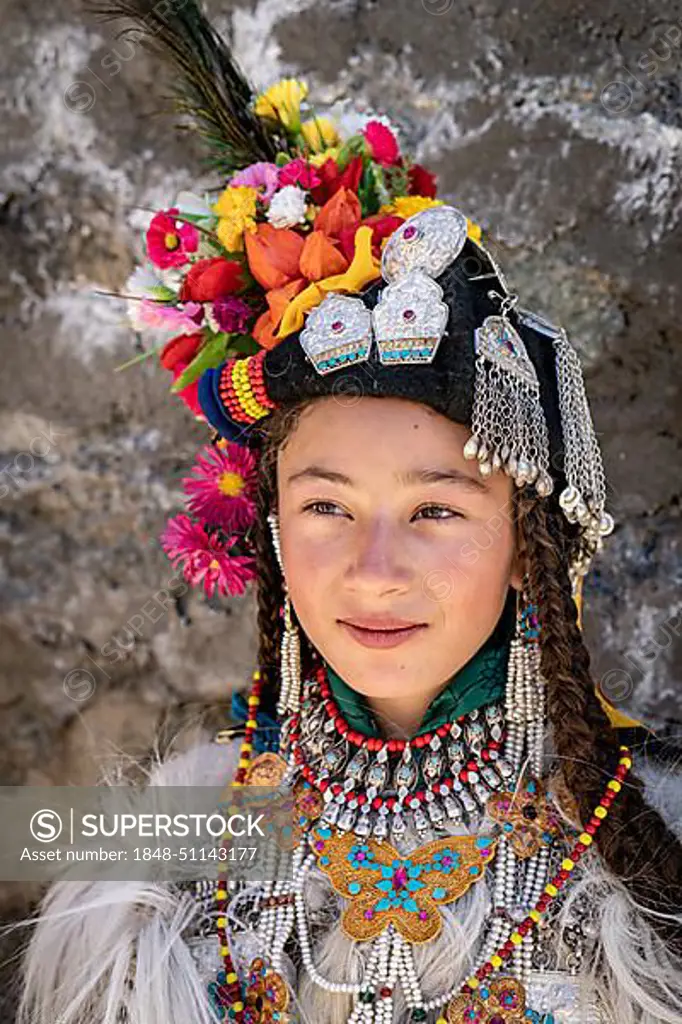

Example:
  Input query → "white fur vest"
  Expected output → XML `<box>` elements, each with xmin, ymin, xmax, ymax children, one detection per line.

<box><xmin>14</xmin><ymin>734</ymin><xmax>682</xmax><ymax>1024</ymax></box>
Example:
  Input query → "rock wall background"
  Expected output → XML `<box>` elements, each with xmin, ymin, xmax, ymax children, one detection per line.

<box><xmin>1</xmin><ymin>0</ymin><xmax>681</xmax><ymax>1015</ymax></box>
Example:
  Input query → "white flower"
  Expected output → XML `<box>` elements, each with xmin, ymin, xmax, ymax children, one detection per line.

<box><xmin>266</xmin><ymin>185</ymin><xmax>308</xmax><ymax>229</ymax></box>
<box><xmin>125</xmin><ymin>266</ymin><xmax>164</xmax><ymax>330</ymax></box>
<box><xmin>175</xmin><ymin>190</ymin><xmax>213</xmax><ymax>218</ymax></box>
<box><xmin>325</xmin><ymin>100</ymin><xmax>400</xmax><ymax>143</ymax></box>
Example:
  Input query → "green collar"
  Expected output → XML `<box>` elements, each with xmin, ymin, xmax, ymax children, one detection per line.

<box><xmin>325</xmin><ymin>591</ymin><xmax>515</xmax><ymax>738</ymax></box>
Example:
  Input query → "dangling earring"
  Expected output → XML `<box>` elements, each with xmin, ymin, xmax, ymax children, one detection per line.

<box><xmin>267</xmin><ymin>512</ymin><xmax>301</xmax><ymax>718</ymax></box>
<box><xmin>504</xmin><ymin>586</ymin><xmax>546</xmax><ymax>775</ymax></box>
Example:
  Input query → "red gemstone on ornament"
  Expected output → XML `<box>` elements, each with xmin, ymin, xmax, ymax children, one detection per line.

<box><xmin>403</xmin><ymin>226</ymin><xmax>418</xmax><ymax>240</ymax></box>
<box><xmin>331</xmin><ymin>320</ymin><xmax>344</xmax><ymax>332</ymax></box>
<box><xmin>403</xmin><ymin>309</ymin><xmax>416</xmax><ymax>321</ymax></box>
<box><xmin>380</xmin><ymin>987</ymin><xmax>393</xmax><ymax>998</ymax></box>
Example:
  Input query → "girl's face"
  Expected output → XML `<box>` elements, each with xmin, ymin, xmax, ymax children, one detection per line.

<box><xmin>276</xmin><ymin>396</ymin><xmax>521</xmax><ymax>714</ymax></box>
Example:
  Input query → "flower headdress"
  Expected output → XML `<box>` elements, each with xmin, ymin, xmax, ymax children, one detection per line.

<box><xmin>99</xmin><ymin>1</ymin><xmax>630</xmax><ymax>727</ymax></box>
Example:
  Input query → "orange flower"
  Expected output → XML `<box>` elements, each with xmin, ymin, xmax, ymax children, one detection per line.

<box><xmin>314</xmin><ymin>187</ymin><xmax>361</xmax><ymax>238</ymax></box>
<box><xmin>299</xmin><ymin>231</ymin><xmax>348</xmax><ymax>282</ymax></box>
<box><xmin>266</xmin><ymin>278</ymin><xmax>307</xmax><ymax>327</ymax></box>
<box><xmin>252</xmin><ymin>310</ymin><xmax>282</xmax><ymax>350</ymax></box>
<box><xmin>244</xmin><ymin>223</ymin><xmax>305</xmax><ymax>291</ymax></box>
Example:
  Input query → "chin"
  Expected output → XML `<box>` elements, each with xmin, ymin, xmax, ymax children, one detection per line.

<box><xmin>336</xmin><ymin>649</ymin><xmax>426</xmax><ymax>694</ymax></box>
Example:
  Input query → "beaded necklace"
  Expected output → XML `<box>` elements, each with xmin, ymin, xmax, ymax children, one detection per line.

<box><xmin>283</xmin><ymin>665</ymin><xmax>513</xmax><ymax>843</ymax></box>
<box><xmin>208</xmin><ymin>667</ymin><xmax>632</xmax><ymax>1024</ymax></box>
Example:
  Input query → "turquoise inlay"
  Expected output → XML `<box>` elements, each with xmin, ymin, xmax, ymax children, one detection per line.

<box><xmin>432</xmin><ymin>886</ymin><xmax>446</xmax><ymax>899</ymax></box>
<box><xmin>320</xmin><ymin>855</ymin><xmax>330</xmax><ymax>865</ymax></box>
<box><xmin>348</xmin><ymin>881</ymin><xmax>362</xmax><ymax>894</ymax></box>
<box><xmin>475</xmin><ymin>837</ymin><xmax>491</xmax><ymax>848</ymax></box>
<box><xmin>469</xmin><ymin>865</ymin><xmax>480</xmax><ymax>875</ymax></box>
<box><xmin>503</xmin><ymin>822</ymin><xmax>514</xmax><ymax>832</ymax></box>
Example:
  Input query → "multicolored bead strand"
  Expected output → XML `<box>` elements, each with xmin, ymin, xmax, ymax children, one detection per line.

<box><xmin>218</xmin><ymin>352</ymin><xmax>276</xmax><ymax>425</ymax></box>
<box><xmin>436</xmin><ymin>746</ymin><xmax>633</xmax><ymax>1024</ymax></box>
<box><xmin>211</xmin><ymin>668</ymin><xmax>263</xmax><ymax>1021</ymax></box>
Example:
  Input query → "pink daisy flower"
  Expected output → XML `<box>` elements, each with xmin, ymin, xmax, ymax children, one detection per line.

<box><xmin>183</xmin><ymin>444</ymin><xmax>258</xmax><ymax>532</ymax></box>
<box><xmin>146</xmin><ymin>208</ymin><xmax>199</xmax><ymax>269</ymax></box>
<box><xmin>161</xmin><ymin>514</ymin><xmax>256</xmax><ymax>598</ymax></box>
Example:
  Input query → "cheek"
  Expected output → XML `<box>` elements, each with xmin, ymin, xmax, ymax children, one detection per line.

<box><xmin>422</xmin><ymin>520</ymin><xmax>515</xmax><ymax>607</ymax></box>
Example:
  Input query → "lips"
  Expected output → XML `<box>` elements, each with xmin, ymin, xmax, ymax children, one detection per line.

<box><xmin>338</xmin><ymin>619</ymin><xmax>428</xmax><ymax>649</ymax></box>
<box><xmin>338</xmin><ymin>616</ymin><xmax>425</xmax><ymax>631</ymax></box>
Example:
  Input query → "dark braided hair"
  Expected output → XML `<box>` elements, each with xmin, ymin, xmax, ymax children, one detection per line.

<box><xmin>515</xmin><ymin>487</ymin><xmax>682</xmax><ymax>954</ymax></box>
<box><xmin>250</xmin><ymin>401</ymin><xmax>682</xmax><ymax>958</ymax></box>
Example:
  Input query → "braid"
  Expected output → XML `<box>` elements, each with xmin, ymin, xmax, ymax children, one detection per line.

<box><xmin>252</xmin><ymin>401</ymin><xmax>314</xmax><ymax>714</ymax></box>
<box><xmin>516</xmin><ymin>489</ymin><xmax>682</xmax><ymax>950</ymax></box>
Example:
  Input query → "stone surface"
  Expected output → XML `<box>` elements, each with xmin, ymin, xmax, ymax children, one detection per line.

<box><xmin>1</xmin><ymin>0</ymin><xmax>682</xmax><ymax>1011</ymax></box>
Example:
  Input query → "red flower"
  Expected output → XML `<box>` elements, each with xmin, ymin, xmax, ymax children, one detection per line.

<box><xmin>362</xmin><ymin>121</ymin><xmax>400</xmax><ymax>167</ymax></box>
<box><xmin>407</xmin><ymin>163</ymin><xmax>438</xmax><ymax>198</ymax></box>
<box><xmin>310</xmin><ymin>155</ymin><xmax>364</xmax><ymax>205</ymax></box>
<box><xmin>146</xmin><ymin>208</ymin><xmax>199</xmax><ymax>269</ymax></box>
<box><xmin>159</xmin><ymin>333</ymin><xmax>203</xmax><ymax>372</ymax></box>
<box><xmin>179</xmin><ymin>258</ymin><xmax>245</xmax><ymax>302</ymax></box>
<box><xmin>337</xmin><ymin>213</ymin><xmax>404</xmax><ymax>262</ymax></box>
<box><xmin>158</xmin><ymin>333</ymin><xmax>204</xmax><ymax>415</ymax></box>
<box><xmin>172</xmin><ymin>373</ymin><xmax>202</xmax><ymax>417</ymax></box>
<box><xmin>278</xmin><ymin>159</ymin><xmax>322</xmax><ymax>190</ymax></box>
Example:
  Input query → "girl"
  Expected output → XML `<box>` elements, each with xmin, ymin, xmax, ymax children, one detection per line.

<box><xmin>16</xmin><ymin>3</ymin><xmax>682</xmax><ymax>1021</ymax></box>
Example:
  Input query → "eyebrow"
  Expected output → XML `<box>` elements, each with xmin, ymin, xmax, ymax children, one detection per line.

<box><xmin>285</xmin><ymin>464</ymin><xmax>490</xmax><ymax>494</ymax></box>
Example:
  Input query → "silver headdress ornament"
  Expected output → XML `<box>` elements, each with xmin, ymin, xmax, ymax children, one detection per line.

<box><xmin>372</xmin><ymin>270</ymin><xmax>449</xmax><ymax>364</ymax></box>
<box><xmin>464</xmin><ymin>290</ymin><xmax>553</xmax><ymax>497</ymax></box>
<box><xmin>296</xmin><ymin>204</ymin><xmax>614</xmax><ymax>565</ymax></box>
<box><xmin>515</xmin><ymin>310</ymin><xmax>615</xmax><ymax>573</ymax></box>
<box><xmin>299</xmin><ymin>205</ymin><xmax>468</xmax><ymax>372</ymax></box>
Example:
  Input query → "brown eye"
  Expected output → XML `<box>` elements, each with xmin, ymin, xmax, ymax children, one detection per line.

<box><xmin>302</xmin><ymin>501</ymin><xmax>348</xmax><ymax>517</ymax></box>
<box><xmin>413</xmin><ymin>504</ymin><xmax>462</xmax><ymax>521</ymax></box>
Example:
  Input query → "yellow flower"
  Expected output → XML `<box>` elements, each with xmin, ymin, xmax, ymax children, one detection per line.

<box><xmin>254</xmin><ymin>78</ymin><xmax>308</xmax><ymax>130</ymax></box>
<box><xmin>301</xmin><ymin>116</ymin><xmax>340</xmax><ymax>153</ymax></box>
<box><xmin>212</xmin><ymin>186</ymin><xmax>259</xmax><ymax>251</ymax></box>
<box><xmin>380</xmin><ymin>195</ymin><xmax>443</xmax><ymax>218</ymax></box>
<box><xmin>309</xmin><ymin>146</ymin><xmax>342</xmax><ymax>167</ymax></box>
<box><xmin>467</xmin><ymin>217</ymin><xmax>482</xmax><ymax>243</ymax></box>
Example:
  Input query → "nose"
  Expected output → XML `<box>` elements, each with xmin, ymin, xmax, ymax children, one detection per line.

<box><xmin>344</xmin><ymin>517</ymin><xmax>413</xmax><ymax>595</ymax></box>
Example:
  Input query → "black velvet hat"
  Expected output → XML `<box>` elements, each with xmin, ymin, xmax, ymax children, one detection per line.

<box><xmin>198</xmin><ymin>233</ymin><xmax>565</xmax><ymax>483</ymax></box>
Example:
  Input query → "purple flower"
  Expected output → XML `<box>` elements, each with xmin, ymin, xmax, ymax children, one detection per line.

<box><xmin>230</xmin><ymin>162</ymin><xmax>281</xmax><ymax>204</ymax></box>
<box><xmin>212</xmin><ymin>296</ymin><xmax>253</xmax><ymax>334</ymax></box>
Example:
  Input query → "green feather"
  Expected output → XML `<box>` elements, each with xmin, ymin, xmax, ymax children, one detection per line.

<box><xmin>86</xmin><ymin>0</ymin><xmax>283</xmax><ymax>176</ymax></box>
